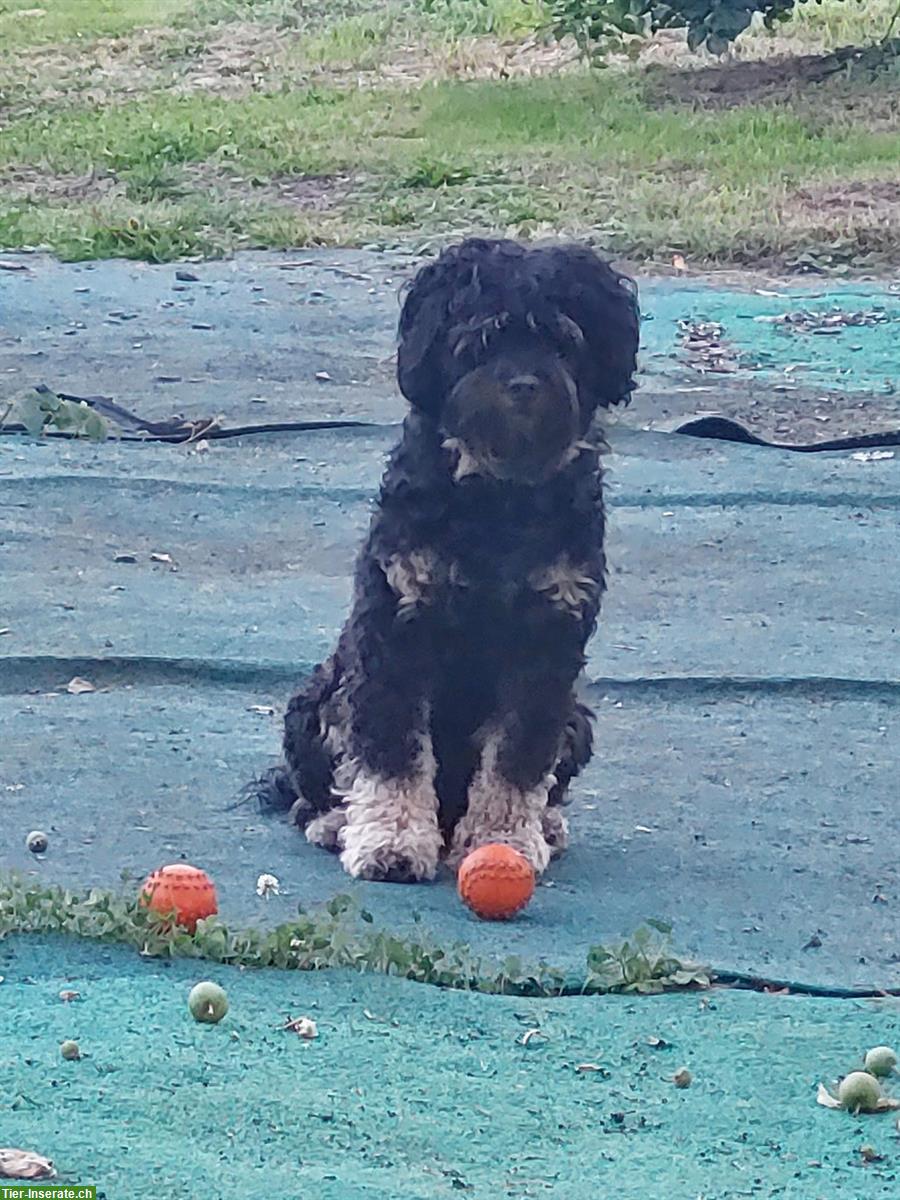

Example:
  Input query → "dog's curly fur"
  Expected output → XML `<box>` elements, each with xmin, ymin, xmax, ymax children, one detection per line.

<box><xmin>253</xmin><ymin>238</ymin><xmax>640</xmax><ymax>882</ymax></box>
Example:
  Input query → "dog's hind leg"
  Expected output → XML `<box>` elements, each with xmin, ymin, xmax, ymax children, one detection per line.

<box><xmin>250</xmin><ymin>764</ymin><xmax>301</xmax><ymax>814</ymax></box>
<box><xmin>247</xmin><ymin>651</ymin><xmax>349</xmax><ymax>844</ymax></box>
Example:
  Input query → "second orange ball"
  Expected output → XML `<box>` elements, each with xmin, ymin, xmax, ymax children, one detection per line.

<box><xmin>139</xmin><ymin>863</ymin><xmax>218</xmax><ymax>933</ymax></box>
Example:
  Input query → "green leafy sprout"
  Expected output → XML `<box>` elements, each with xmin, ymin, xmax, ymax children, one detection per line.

<box><xmin>0</xmin><ymin>873</ymin><xmax>711</xmax><ymax>998</ymax></box>
<box><xmin>0</xmin><ymin>388</ymin><xmax>109</xmax><ymax>440</ymax></box>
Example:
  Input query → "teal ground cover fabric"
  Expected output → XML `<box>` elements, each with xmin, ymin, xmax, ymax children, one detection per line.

<box><xmin>2</xmin><ymin>937</ymin><xmax>900</xmax><ymax>1200</ymax></box>
<box><xmin>1</xmin><ymin>252</ymin><xmax>899</xmax><ymax>1198</ymax></box>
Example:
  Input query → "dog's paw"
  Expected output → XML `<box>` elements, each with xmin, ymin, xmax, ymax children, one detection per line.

<box><xmin>339</xmin><ymin>826</ymin><xmax>442</xmax><ymax>883</ymax></box>
<box><xmin>304</xmin><ymin>804</ymin><xmax>348</xmax><ymax>851</ymax></box>
<box><xmin>447</xmin><ymin>819</ymin><xmax>552</xmax><ymax>876</ymax></box>
<box><xmin>337</xmin><ymin>770</ymin><xmax>443</xmax><ymax>883</ymax></box>
<box><xmin>541</xmin><ymin>806</ymin><xmax>569</xmax><ymax>857</ymax></box>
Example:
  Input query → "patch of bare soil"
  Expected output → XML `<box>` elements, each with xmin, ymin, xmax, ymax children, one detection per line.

<box><xmin>788</xmin><ymin>179</ymin><xmax>900</xmax><ymax>223</ymax></box>
<box><xmin>643</xmin><ymin>37</ymin><xmax>900</xmax><ymax>111</ymax></box>
<box><xmin>179</xmin><ymin>164</ymin><xmax>362</xmax><ymax>212</ymax></box>
<box><xmin>0</xmin><ymin>22</ymin><xmax>297</xmax><ymax>119</ymax></box>
<box><xmin>631</xmin><ymin>374</ymin><xmax>900</xmax><ymax>447</ymax></box>
<box><xmin>0</xmin><ymin>166</ymin><xmax>123</xmax><ymax>203</ymax></box>
<box><xmin>325</xmin><ymin>35</ymin><xmax>580</xmax><ymax>87</ymax></box>
<box><xmin>768</xmin><ymin>179</ymin><xmax>900</xmax><ymax>265</ymax></box>
<box><xmin>0</xmin><ymin>161</ymin><xmax>362</xmax><ymax>216</ymax></box>
<box><xmin>0</xmin><ymin>21</ymin><xmax>580</xmax><ymax>120</ymax></box>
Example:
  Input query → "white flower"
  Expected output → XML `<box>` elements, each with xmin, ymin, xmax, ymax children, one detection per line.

<box><xmin>256</xmin><ymin>872</ymin><xmax>280</xmax><ymax>898</ymax></box>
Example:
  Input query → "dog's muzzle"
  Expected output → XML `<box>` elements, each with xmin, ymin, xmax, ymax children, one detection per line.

<box><xmin>443</xmin><ymin>364</ymin><xmax>580</xmax><ymax>484</ymax></box>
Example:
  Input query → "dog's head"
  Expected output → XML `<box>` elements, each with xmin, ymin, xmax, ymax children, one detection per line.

<box><xmin>397</xmin><ymin>238</ymin><xmax>639</xmax><ymax>484</ymax></box>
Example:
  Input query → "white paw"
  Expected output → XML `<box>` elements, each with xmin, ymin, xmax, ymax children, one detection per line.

<box><xmin>336</xmin><ymin>768</ymin><xmax>443</xmax><ymax>882</ymax></box>
<box><xmin>448</xmin><ymin>818</ymin><xmax>552</xmax><ymax>876</ymax></box>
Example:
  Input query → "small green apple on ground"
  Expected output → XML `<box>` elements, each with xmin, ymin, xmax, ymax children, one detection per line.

<box><xmin>188</xmin><ymin>982</ymin><xmax>228</xmax><ymax>1025</ymax></box>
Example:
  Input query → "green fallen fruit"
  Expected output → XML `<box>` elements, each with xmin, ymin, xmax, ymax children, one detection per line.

<box><xmin>188</xmin><ymin>981</ymin><xmax>228</xmax><ymax>1024</ymax></box>
<box><xmin>864</xmin><ymin>1046</ymin><xmax>898</xmax><ymax>1078</ymax></box>
<box><xmin>60</xmin><ymin>1039</ymin><xmax>80</xmax><ymax>1060</ymax></box>
<box><xmin>838</xmin><ymin>1071</ymin><xmax>882</xmax><ymax>1113</ymax></box>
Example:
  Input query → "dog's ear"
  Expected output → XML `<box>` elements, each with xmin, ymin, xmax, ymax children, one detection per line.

<box><xmin>537</xmin><ymin>245</ymin><xmax>640</xmax><ymax>411</ymax></box>
<box><xmin>396</xmin><ymin>263</ymin><xmax>448</xmax><ymax>414</ymax></box>
<box><xmin>397</xmin><ymin>239</ymin><xmax>518</xmax><ymax>414</ymax></box>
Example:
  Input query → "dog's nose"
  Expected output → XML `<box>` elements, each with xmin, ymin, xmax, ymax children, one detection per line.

<box><xmin>507</xmin><ymin>374</ymin><xmax>541</xmax><ymax>400</ymax></box>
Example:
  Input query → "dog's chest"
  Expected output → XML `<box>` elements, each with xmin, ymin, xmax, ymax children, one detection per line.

<box><xmin>439</xmin><ymin>490</ymin><xmax>567</xmax><ymax>601</ymax></box>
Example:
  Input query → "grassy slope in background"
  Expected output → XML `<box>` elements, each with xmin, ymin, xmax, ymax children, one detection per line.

<box><xmin>0</xmin><ymin>0</ymin><xmax>898</xmax><ymax>267</ymax></box>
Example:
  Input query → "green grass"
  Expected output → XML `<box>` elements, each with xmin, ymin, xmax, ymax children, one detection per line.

<box><xmin>0</xmin><ymin>0</ymin><xmax>195</xmax><ymax>47</ymax></box>
<box><xmin>0</xmin><ymin>0</ymin><xmax>898</xmax><ymax>267</ymax></box>
<box><xmin>744</xmin><ymin>0</ymin><xmax>900</xmax><ymax>48</ymax></box>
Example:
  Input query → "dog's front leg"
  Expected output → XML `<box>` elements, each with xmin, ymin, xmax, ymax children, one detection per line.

<box><xmin>448</xmin><ymin>729</ymin><xmax>556</xmax><ymax>876</ymax></box>
<box><xmin>337</xmin><ymin>555</ymin><xmax>444</xmax><ymax>883</ymax></box>
<box><xmin>449</xmin><ymin>640</ymin><xmax>585</xmax><ymax>875</ymax></box>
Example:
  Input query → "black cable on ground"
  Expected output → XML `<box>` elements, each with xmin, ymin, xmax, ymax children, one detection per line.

<box><xmin>3</xmin><ymin>387</ymin><xmax>900</xmax><ymax>451</ymax></box>
<box><xmin>710</xmin><ymin>971</ymin><xmax>900</xmax><ymax>1000</ymax></box>
<box><xmin>673</xmin><ymin>415</ymin><xmax>900</xmax><ymax>452</ymax></box>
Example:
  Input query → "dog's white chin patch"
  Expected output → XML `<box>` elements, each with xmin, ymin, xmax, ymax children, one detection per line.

<box><xmin>334</xmin><ymin>739</ymin><xmax>443</xmax><ymax>881</ymax></box>
<box><xmin>442</xmin><ymin>436</ymin><xmax>493</xmax><ymax>482</ymax></box>
<box><xmin>449</xmin><ymin>734</ymin><xmax>554</xmax><ymax>874</ymax></box>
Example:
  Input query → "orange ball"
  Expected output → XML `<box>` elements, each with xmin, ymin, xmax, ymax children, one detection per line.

<box><xmin>139</xmin><ymin>864</ymin><xmax>218</xmax><ymax>933</ymax></box>
<box><xmin>457</xmin><ymin>844</ymin><xmax>535</xmax><ymax>920</ymax></box>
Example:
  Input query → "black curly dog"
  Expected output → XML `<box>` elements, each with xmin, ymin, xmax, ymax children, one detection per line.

<box><xmin>254</xmin><ymin>238</ymin><xmax>640</xmax><ymax>882</ymax></box>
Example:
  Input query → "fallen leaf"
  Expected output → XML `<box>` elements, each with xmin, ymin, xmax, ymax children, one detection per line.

<box><xmin>673</xmin><ymin>1067</ymin><xmax>692</xmax><ymax>1088</ymax></box>
<box><xmin>248</xmin><ymin>705</ymin><xmax>276</xmax><ymax>716</ymax></box>
<box><xmin>860</xmin><ymin>1144</ymin><xmax>882</xmax><ymax>1162</ymax></box>
<box><xmin>575</xmin><ymin>1063</ymin><xmax>606</xmax><ymax>1074</ymax></box>
<box><xmin>520</xmin><ymin>1028</ymin><xmax>548</xmax><ymax>1047</ymax></box>
<box><xmin>58</xmin><ymin>990</ymin><xmax>81</xmax><ymax>1003</ymax></box>
<box><xmin>66</xmin><ymin>677</ymin><xmax>95</xmax><ymax>695</ymax></box>
<box><xmin>278</xmin><ymin>1016</ymin><xmax>318</xmax><ymax>1039</ymax></box>
<box><xmin>150</xmin><ymin>552</ymin><xmax>175</xmax><ymax>564</ymax></box>
<box><xmin>0</xmin><ymin>1149</ymin><xmax>56</xmax><ymax>1180</ymax></box>
<box><xmin>817</xmin><ymin>1083</ymin><xmax>842</xmax><ymax>1109</ymax></box>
